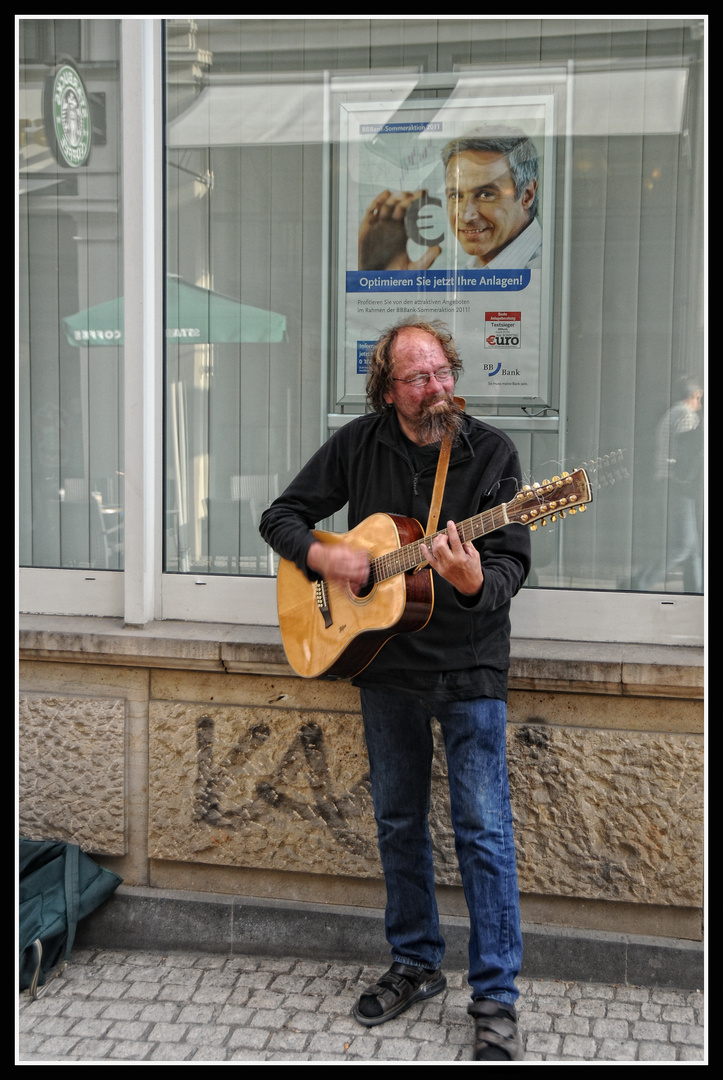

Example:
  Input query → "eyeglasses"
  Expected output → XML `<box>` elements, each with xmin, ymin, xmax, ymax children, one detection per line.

<box><xmin>392</xmin><ymin>367</ymin><xmax>454</xmax><ymax>388</ymax></box>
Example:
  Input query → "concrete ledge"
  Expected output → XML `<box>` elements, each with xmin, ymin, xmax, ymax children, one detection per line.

<box><xmin>19</xmin><ymin>615</ymin><xmax>703</xmax><ymax>699</ymax></box>
<box><xmin>77</xmin><ymin>885</ymin><xmax>704</xmax><ymax>991</ymax></box>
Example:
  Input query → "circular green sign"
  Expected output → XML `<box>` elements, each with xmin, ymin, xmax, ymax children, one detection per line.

<box><xmin>51</xmin><ymin>63</ymin><xmax>91</xmax><ymax>168</ymax></box>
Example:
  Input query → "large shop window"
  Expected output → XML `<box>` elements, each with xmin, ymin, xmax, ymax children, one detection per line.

<box><xmin>18</xmin><ymin>19</ymin><xmax>703</xmax><ymax>632</ymax></box>
<box><xmin>163</xmin><ymin>19</ymin><xmax>704</xmax><ymax>597</ymax></box>
<box><xmin>19</xmin><ymin>20</ymin><xmax>124</xmax><ymax>572</ymax></box>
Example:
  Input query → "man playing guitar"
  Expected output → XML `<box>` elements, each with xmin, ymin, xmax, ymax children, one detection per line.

<box><xmin>260</xmin><ymin>319</ymin><xmax>531</xmax><ymax>1061</ymax></box>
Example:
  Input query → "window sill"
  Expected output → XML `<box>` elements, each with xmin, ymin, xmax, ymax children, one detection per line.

<box><xmin>19</xmin><ymin>614</ymin><xmax>703</xmax><ymax>700</ymax></box>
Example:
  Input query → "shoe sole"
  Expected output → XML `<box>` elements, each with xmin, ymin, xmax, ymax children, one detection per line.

<box><xmin>351</xmin><ymin>973</ymin><xmax>447</xmax><ymax>1027</ymax></box>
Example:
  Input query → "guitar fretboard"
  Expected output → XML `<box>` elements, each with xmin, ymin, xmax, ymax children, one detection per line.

<box><xmin>371</xmin><ymin>504</ymin><xmax>509</xmax><ymax>583</ymax></box>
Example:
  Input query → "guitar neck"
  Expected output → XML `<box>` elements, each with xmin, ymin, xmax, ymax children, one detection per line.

<box><xmin>369</xmin><ymin>469</ymin><xmax>592</xmax><ymax>583</ymax></box>
<box><xmin>372</xmin><ymin>505</ymin><xmax>508</xmax><ymax>583</ymax></box>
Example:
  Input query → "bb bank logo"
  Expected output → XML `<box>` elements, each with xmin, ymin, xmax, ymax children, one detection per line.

<box><xmin>484</xmin><ymin>361</ymin><xmax>521</xmax><ymax>377</ymax></box>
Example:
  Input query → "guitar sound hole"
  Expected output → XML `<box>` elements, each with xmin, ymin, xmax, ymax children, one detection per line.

<box><xmin>351</xmin><ymin>567</ymin><xmax>374</xmax><ymax>600</ymax></box>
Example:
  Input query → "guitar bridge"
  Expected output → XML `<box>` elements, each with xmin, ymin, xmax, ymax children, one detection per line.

<box><xmin>315</xmin><ymin>579</ymin><xmax>333</xmax><ymax>629</ymax></box>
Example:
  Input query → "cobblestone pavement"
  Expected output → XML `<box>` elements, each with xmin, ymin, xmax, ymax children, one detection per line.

<box><xmin>18</xmin><ymin>948</ymin><xmax>706</xmax><ymax>1063</ymax></box>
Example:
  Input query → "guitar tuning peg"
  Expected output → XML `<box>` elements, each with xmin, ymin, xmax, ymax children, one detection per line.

<box><xmin>529</xmin><ymin>523</ymin><xmax>538</xmax><ymax>531</ymax></box>
<box><xmin>569</xmin><ymin>507</ymin><xmax>577</xmax><ymax>514</ymax></box>
<box><xmin>552</xmin><ymin>475</ymin><xmax>560</xmax><ymax>482</ymax></box>
<box><xmin>541</xmin><ymin>518</ymin><xmax>548</xmax><ymax>526</ymax></box>
<box><xmin>579</xmin><ymin>504</ymin><xmax>586</xmax><ymax>512</ymax></box>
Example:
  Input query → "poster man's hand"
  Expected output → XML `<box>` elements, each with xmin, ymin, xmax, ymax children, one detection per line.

<box><xmin>358</xmin><ymin>190</ymin><xmax>442</xmax><ymax>272</ymax></box>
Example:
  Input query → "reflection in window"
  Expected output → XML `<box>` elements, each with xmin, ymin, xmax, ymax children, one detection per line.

<box><xmin>18</xmin><ymin>19</ymin><xmax>124</xmax><ymax>570</ymax></box>
<box><xmin>163</xmin><ymin>19</ymin><xmax>703</xmax><ymax>593</ymax></box>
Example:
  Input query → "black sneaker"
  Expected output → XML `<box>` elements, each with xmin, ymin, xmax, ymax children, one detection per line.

<box><xmin>351</xmin><ymin>961</ymin><xmax>447</xmax><ymax>1027</ymax></box>
<box><xmin>468</xmin><ymin>998</ymin><xmax>523</xmax><ymax>1061</ymax></box>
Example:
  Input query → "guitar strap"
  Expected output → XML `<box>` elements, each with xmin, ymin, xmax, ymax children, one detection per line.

<box><xmin>413</xmin><ymin>396</ymin><xmax>465</xmax><ymax>572</ymax></box>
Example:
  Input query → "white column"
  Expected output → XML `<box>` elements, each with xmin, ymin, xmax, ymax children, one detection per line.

<box><xmin>121</xmin><ymin>19</ymin><xmax>163</xmax><ymax>626</ymax></box>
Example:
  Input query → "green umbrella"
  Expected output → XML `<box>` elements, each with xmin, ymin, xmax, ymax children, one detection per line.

<box><xmin>64</xmin><ymin>278</ymin><xmax>287</xmax><ymax>346</ymax></box>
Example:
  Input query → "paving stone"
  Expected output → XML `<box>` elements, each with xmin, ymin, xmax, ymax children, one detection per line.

<box><xmin>662</xmin><ymin>1005</ymin><xmax>696</xmax><ymax>1023</ymax></box>
<box><xmin>522</xmin><ymin>1011</ymin><xmax>554</xmax><ymax>1032</ymax></box>
<box><xmin>281</xmin><ymin>992</ymin><xmax>322</xmax><ymax>1012</ymax></box>
<box><xmin>266</xmin><ymin>1030</ymin><xmax>311</xmax><ymax>1053</ymax></box>
<box><xmin>607</xmin><ymin>1001</ymin><xmax>643</xmax><ymax>1020</ymax></box>
<box><xmin>183</xmin><ymin>1022</ymin><xmax>231</xmax><ymax>1046</ymax></box>
<box><xmin>560</xmin><ymin>1034</ymin><xmax>598</xmax><ymax>1059</ymax></box>
<box><xmin>66</xmin><ymin>1018</ymin><xmax>114</xmax><ymax>1038</ymax></box>
<box><xmin>415</xmin><ymin>1043</ymin><xmax>461</xmax><ymax>1060</ymax></box>
<box><xmin>632</xmin><ymin>1020</ymin><xmax>671</xmax><ymax>1041</ymax></box>
<box><xmin>537</xmin><ymin>994</ymin><xmax>572</xmax><ymax>1014</ymax></box>
<box><xmin>638</xmin><ymin>1041</ymin><xmax>678</xmax><ymax>1061</ymax></box>
<box><xmin>678</xmin><ymin>1044</ymin><xmax>706</xmax><ymax>1061</ymax></box>
<box><xmin>138</xmin><ymin>1002</ymin><xmax>181</xmax><ymax>1022</ymax></box>
<box><xmin>122</xmin><ymin>982</ymin><xmax>163</xmax><ymax>1002</ymax></box>
<box><xmin>217</xmin><ymin>1004</ymin><xmax>255</xmax><ymax>1025</ymax></box>
<box><xmin>145</xmin><ymin>1021</ymin><xmax>188</xmax><ymax>1042</ymax></box>
<box><xmin>106</xmin><ymin>1020</ymin><xmax>153</xmax><ymax>1041</ymax></box>
<box><xmin>407</xmin><ymin>1019</ymin><xmax>447</xmax><ymax>1042</ymax></box>
<box><xmin>148</xmin><ymin>1043</ymin><xmax>196</xmax><ymax>1061</ymax></box>
<box><xmin>572</xmin><ymin>998</ymin><xmax>607</xmax><ymax>1018</ymax></box>
<box><xmin>670</xmin><ymin>1022</ymin><xmax>704</xmax><ymax>1046</ymax></box>
<box><xmin>226</xmin><ymin>1026</ymin><xmax>271</xmax><ymax>1051</ymax></box>
<box><xmin>598</xmin><ymin>1039</ymin><xmax>639</xmax><ymax>1061</ymax></box>
<box><xmin>70</xmin><ymin>1038</ymin><xmax>114</xmax><ymax>1058</ymax></box>
<box><xmin>20</xmin><ymin>996</ymin><xmax>70</xmax><ymax>1017</ymax></box>
<box><xmin>592</xmin><ymin>1017</ymin><xmax>631</xmax><ymax>1040</ymax></box>
<box><xmin>554</xmin><ymin>1014</ymin><xmax>591</xmax><ymax>1035</ymax></box>
<box><xmin>16</xmin><ymin>949</ymin><xmax>706</xmax><ymax>1064</ymax></box>
<box><xmin>526</xmin><ymin>1031</ymin><xmax>563</xmax><ymax>1055</ymax></box>
<box><xmin>188</xmin><ymin>984</ymin><xmax>235</xmax><ymax>1004</ymax></box>
<box><xmin>375</xmin><ymin>1037</ymin><xmax>425</xmax><ymax>1059</ymax></box>
<box><xmin>158</xmin><ymin>983</ymin><xmax>197</xmax><ymax>1002</ymax></box>
<box><xmin>99</xmin><ymin>1001</ymin><xmax>144</xmax><ymax>1021</ymax></box>
<box><xmin>32</xmin><ymin>1015</ymin><xmax>77</xmax><ymax>1037</ymax></box>
<box><xmin>106</xmin><ymin>1042</ymin><xmax>152</xmax><ymax>1060</ymax></box>
<box><xmin>177</xmin><ymin>1003</ymin><xmax>215</xmax><ymax>1024</ymax></box>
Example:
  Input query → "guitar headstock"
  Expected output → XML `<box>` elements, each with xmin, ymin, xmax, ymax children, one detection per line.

<box><xmin>507</xmin><ymin>468</ymin><xmax>592</xmax><ymax>531</ymax></box>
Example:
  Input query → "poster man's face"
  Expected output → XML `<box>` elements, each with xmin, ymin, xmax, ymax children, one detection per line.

<box><xmin>445</xmin><ymin>150</ymin><xmax>536</xmax><ymax>266</ymax></box>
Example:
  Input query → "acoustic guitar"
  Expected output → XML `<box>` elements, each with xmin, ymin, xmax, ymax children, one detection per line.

<box><xmin>277</xmin><ymin>468</ymin><xmax>592</xmax><ymax>680</ymax></box>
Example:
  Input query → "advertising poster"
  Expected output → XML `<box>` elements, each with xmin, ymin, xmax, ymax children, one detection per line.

<box><xmin>337</xmin><ymin>97</ymin><xmax>554</xmax><ymax>406</ymax></box>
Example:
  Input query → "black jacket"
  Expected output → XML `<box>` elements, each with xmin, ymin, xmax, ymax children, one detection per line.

<box><xmin>259</xmin><ymin>409</ymin><xmax>531</xmax><ymax>698</ymax></box>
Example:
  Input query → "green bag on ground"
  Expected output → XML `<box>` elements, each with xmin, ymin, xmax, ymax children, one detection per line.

<box><xmin>19</xmin><ymin>838</ymin><xmax>122</xmax><ymax>997</ymax></box>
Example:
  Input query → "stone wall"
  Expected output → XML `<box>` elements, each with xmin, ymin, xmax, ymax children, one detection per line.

<box><xmin>18</xmin><ymin>617</ymin><xmax>704</xmax><ymax>942</ymax></box>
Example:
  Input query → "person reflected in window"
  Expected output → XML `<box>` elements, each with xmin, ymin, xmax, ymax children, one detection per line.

<box><xmin>635</xmin><ymin>375</ymin><xmax>703</xmax><ymax>593</ymax></box>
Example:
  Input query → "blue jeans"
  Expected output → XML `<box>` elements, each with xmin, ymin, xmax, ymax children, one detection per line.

<box><xmin>360</xmin><ymin>687</ymin><xmax>522</xmax><ymax>1005</ymax></box>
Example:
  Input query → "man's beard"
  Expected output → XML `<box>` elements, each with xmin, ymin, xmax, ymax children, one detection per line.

<box><xmin>414</xmin><ymin>395</ymin><xmax>464</xmax><ymax>445</ymax></box>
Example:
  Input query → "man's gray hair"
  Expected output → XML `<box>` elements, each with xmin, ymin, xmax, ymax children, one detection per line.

<box><xmin>442</xmin><ymin>126</ymin><xmax>539</xmax><ymax>218</ymax></box>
